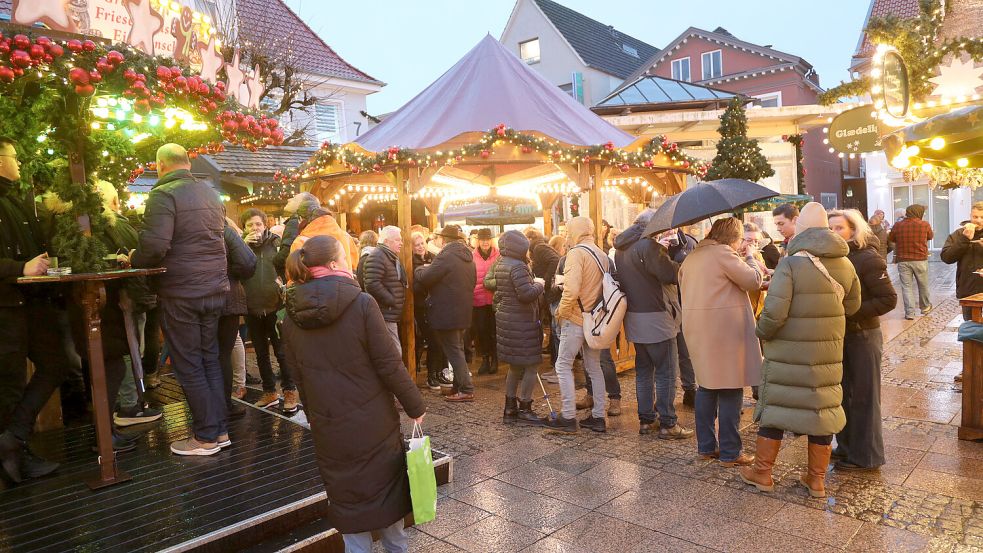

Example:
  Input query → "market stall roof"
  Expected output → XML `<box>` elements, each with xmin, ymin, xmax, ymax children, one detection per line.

<box><xmin>354</xmin><ymin>34</ymin><xmax>634</xmax><ymax>152</ymax></box>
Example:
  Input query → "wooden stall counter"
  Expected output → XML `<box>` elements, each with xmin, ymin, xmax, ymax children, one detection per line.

<box><xmin>958</xmin><ymin>293</ymin><xmax>983</xmax><ymax>441</ymax></box>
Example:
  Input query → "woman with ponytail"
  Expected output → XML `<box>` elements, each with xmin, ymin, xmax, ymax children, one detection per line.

<box><xmin>281</xmin><ymin>235</ymin><xmax>425</xmax><ymax>553</ymax></box>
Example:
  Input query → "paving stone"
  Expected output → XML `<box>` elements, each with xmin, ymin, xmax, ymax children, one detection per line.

<box><xmin>763</xmin><ymin>503</ymin><xmax>864</xmax><ymax>548</ymax></box>
<box><xmin>443</xmin><ymin>515</ymin><xmax>544</xmax><ymax>553</ymax></box>
<box><xmin>541</xmin><ymin>474</ymin><xmax>629</xmax><ymax>509</ymax></box>
<box><xmin>416</xmin><ymin>498</ymin><xmax>492</xmax><ymax>539</ymax></box>
<box><xmin>551</xmin><ymin>512</ymin><xmax>659</xmax><ymax>553</ymax></box>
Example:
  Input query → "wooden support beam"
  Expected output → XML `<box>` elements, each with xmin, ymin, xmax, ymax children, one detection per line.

<box><xmin>391</xmin><ymin>168</ymin><xmax>418</xmax><ymax>383</ymax></box>
<box><xmin>539</xmin><ymin>192</ymin><xmax>559</xmax><ymax>237</ymax></box>
<box><xmin>588</xmin><ymin>164</ymin><xmax>604</xmax><ymax>246</ymax></box>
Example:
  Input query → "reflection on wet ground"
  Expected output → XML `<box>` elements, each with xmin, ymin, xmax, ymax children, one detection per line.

<box><xmin>361</xmin><ymin>261</ymin><xmax>980</xmax><ymax>552</ymax></box>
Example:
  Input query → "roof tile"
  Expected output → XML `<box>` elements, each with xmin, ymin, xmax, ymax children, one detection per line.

<box><xmin>203</xmin><ymin>145</ymin><xmax>316</xmax><ymax>175</ymax></box>
<box><xmin>533</xmin><ymin>0</ymin><xmax>658</xmax><ymax>79</ymax></box>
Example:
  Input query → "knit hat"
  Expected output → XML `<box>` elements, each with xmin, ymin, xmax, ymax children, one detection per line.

<box><xmin>476</xmin><ymin>228</ymin><xmax>493</xmax><ymax>240</ymax></box>
<box><xmin>795</xmin><ymin>202</ymin><xmax>829</xmax><ymax>235</ymax></box>
<box><xmin>905</xmin><ymin>204</ymin><xmax>926</xmax><ymax>219</ymax></box>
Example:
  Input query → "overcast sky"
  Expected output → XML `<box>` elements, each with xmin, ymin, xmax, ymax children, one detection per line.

<box><xmin>285</xmin><ymin>0</ymin><xmax>872</xmax><ymax>114</ymax></box>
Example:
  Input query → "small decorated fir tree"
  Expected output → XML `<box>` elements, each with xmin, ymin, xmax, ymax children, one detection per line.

<box><xmin>705</xmin><ymin>97</ymin><xmax>774</xmax><ymax>182</ymax></box>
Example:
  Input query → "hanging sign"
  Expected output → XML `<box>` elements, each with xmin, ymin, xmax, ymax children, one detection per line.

<box><xmin>828</xmin><ymin>105</ymin><xmax>882</xmax><ymax>154</ymax></box>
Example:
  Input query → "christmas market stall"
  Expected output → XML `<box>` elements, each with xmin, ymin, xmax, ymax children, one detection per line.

<box><xmin>821</xmin><ymin>0</ymin><xmax>983</xmax><ymax>441</ymax></box>
<box><xmin>276</xmin><ymin>35</ymin><xmax>709</xmax><ymax>379</ymax></box>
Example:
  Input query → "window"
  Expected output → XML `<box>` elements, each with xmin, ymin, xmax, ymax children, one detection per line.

<box><xmin>559</xmin><ymin>83</ymin><xmax>574</xmax><ymax>97</ymax></box>
<box><xmin>752</xmin><ymin>92</ymin><xmax>782</xmax><ymax>108</ymax></box>
<box><xmin>671</xmin><ymin>57</ymin><xmax>690</xmax><ymax>82</ymax></box>
<box><xmin>315</xmin><ymin>101</ymin><xmax>343</xmax><ymax>143</ymax></box>
<box><xmin>701</xmin><ymin>50</ymin><xmax>722</xmax><ymax>80</ymax></box>
<box><xmin>622</xmin><ymin>44</ymin><xmax>638</xmax><ymax>58</ymax></box>
<box><xmin>519</xmin><ymin>38</ymin><xmax>540</xmax><ymax>64</ymax></box>
<box><xmin>820</xmin><ymin>192</ymin><xmax>838</xmax><ymax>210</ymax></box>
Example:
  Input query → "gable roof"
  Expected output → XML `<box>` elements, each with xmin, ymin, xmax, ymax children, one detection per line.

<box><xmin>851</xmin><ymin>0</ymin><xmax>920</xmax><ymax>64</ymax></box>
<box><xmin>354</xmin><ymin>35</ymin><xmax>633</xmax><ymax>152</ymax></box>
<box><xmin>235</xmin><ymin>0</ymin><xmax>382</xmax><ymax>85</ymax></box>
<box><xmin>201</xmin><ymin>145</ymin><xmax>316</xmax><ymax>176</ymax></box>
<box><xmin>625</xmin><ymin>26</ymin><xmax>814</xmax><ymax>85</ymax></box>
<box><xmin>530</xmin><ymin>0</ymin><xmax>659</xmax><ymax>79</ymax></box>
<box><xmin>594</xmin><ymin>74</ymin><xmax>735</xmax><ymax>113</ymax></box>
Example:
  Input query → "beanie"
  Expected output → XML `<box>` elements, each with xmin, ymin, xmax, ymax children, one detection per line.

<box><xmin>795</xmin><ymin>202</ymin><xmax>829</xmax><ymax>235</ymax></box>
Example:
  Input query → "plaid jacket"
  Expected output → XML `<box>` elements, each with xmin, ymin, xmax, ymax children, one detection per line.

<box><xmin>888</xmin><ymin>217</ymin><xmax>934</xmax><ymax>262</ymax></box>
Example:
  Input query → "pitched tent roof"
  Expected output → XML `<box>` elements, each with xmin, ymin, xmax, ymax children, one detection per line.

<box><xmin>594</xmin><ymin>75</ymin><xmax>736</xmax><ymax>113</ymax></box>
<box><xmin>354</xmin><ymin>35</ymin><xmax>634</xmax><ymax>152</ymax></box>
<box><xmin>532</xmin><ymin>0</ymin><xmax>659</xmax><ymax>79</ymax></box>
<box><xmin>235</xmin><ymin>0</ymin><xmax>382</xmax><ymax>84</ymax></box>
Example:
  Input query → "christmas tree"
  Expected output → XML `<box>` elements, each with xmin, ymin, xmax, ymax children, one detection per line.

<box><xmin>705</xmin><ymin>97</ymin><xmax>775</xmax><ymax>182</ymax></box>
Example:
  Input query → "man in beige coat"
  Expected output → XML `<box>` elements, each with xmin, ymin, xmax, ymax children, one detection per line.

<box><xmin>548</xmin><ymin>217</ymin><xmax>608</xmax><ymax>434</ymax></box>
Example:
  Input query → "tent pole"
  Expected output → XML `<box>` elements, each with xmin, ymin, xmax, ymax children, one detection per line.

<box><xmin>589</xmin><ymin>164</ymin><xmax>603</xmax><ymax>246</ymax></box>
<box><xmin>393</xmin><ymin>167</ymin><xmax>417</xmax><ymax>383</ymax></box>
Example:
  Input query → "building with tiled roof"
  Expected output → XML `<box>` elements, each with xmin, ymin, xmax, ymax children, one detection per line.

<box><xmin>500</xmin><ymin>0</ymin><xmax>658</xmax><ymax>106</ymax></box>
<box><xmin>850</xmin><ymin>0</ymin><xmax>921</xmax><ymax>75</ymax></box>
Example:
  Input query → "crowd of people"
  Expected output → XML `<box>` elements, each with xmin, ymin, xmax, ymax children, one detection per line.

<box><xmin>1</xmin><ymin>139</ymin><xmax>977</xmax><ymax>551</ymax></box>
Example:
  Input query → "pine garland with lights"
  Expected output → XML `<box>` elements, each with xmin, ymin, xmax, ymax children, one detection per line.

<box><xmin>705</xmin><ymin>98</ymin><xmax>774</xmax><ymax>182</ymax></box>
<box><xmin>269</xmin><ymin>123</ymin><xmax>708</xmax><ymax>202</ymax></box>
<box><xmin>0</xmin><ymin>31</ymin><xmax>284</xmax><ymax>271</ymax></box>
<box><xmin>820</xmin><ymin>0</ymin><xmax>983</xmax><ymax>105</ymax></box>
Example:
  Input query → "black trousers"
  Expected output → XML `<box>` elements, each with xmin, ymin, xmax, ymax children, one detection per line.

<box><xmin>0</xmin><ymin>301</ymin><xmax>73</xmax><ymax>441</ymax></box>
<box><xmin>471</xmin><ymin>305</ymin><xmax>496</xmax><ymax>358</ymax></box>
<box><xmin>246</xmin><ymin>313</ymin><xmax>295</xmax><ymax>392</ymax></box>
<box><xmin>161</xmin><ymin>295</ymin><xmax>226</xmax><ymax>442</ymax></box>
<box><xmin>142</xmin><ymin>306</ymin><xmax>162</xmax><ymax>376</ymax></box>
<box><xmin>836</xmin><ymin>329</ymin><xmax>885</xmax><ymax>467</ymax></box>
<box><xmin>758</xmin><ymin>426</ymin><xmax>832</xmax><ymax>445</ymax></box>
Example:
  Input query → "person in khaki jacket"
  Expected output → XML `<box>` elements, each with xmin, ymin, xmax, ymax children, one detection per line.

<box><xmin>547</xmin><ymin>216</ymin><xmax>609</xmax><ymax>434</ymax></box>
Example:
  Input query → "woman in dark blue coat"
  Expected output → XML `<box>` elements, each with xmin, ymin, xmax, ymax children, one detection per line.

<box><xmin>485</xmin><ymin>231</ymin><xmax>545</xmax><ymax>425</ymax></box>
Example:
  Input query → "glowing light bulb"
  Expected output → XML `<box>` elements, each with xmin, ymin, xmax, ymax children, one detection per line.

<box><xmin>929</xmin><ymin>137</ymin><xmax>945</xmax><ymax>150</ymax></box>
<box><xmin>957</xmin><ymin>158</ymin><xmax>969</xmax><ymax>168</ymax></box>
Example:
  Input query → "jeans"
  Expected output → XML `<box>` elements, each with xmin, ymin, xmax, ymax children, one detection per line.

<box><xmin>385</xmin><ymin>322</ymin><xmax>401</xmax><ymax>354</ymax></box>
<box><xmin>232</xmin><ymin>333</ymin><xmax>246</xmax><ymax>389</ymax></box>
<box><xmin>759</xmin><ymin>426</ymin><xmax>832</xmax><ymax>445</ymax></box>
<box><xmin>342</xmin><ymin>518</ymin><xmax>407</xmax><ymax>553</ymax></box>
<box><xmin>506</xmin><ymin>363</ymin><xmax>539</xmax><ymax>401</ymax></box>
<box><xmin>471</xmin><ymin>305</ymin><xmax>496</xmax><ymax>357</ymax></box>
<box><xmin>836</xmin><ymin>328</ymin><xmax>885</xmax><ymax>467</ymax></box>
<box><xmin>161</xmin><ymin>295</ymin><xmax>226</xmax><ymax>442</ymax></box>
<box><xmin>587</xmin><ymin>348</ymin><xmax>621</xmax><ymax>399</ymax></box>
<box><xmin>245</xmin><ymin>313</ymin><xmax>295</xmax><ymax>392</ymax></box>
<box><xmin>0</xmin><ymin>301</ymin><xmax>73</xmax><ymax>441</ymax></box>
<box><xmin>897</xmin><ymin>260</ymin><xmax>931</xmax><ymax>317</ymax></box>
<box><xmin>676</xmin><ymin>331</ymin><xmax>696</xmax><ymax>391</ymax></box>
<box><xmin>634</xmin><ymin>339</ymin><xmax>679</xmax><ymax>428</ymax></box>
<box><xmin>555</xmin><ymin>319</ymin><xmax>605</xmax><ymax>419</ymax></box>
<box><xmin>434</xmin><ymin>329</ymin><xmax>473</xmax><ymax>394</ymax></box>
<box><xmin>695</xmin><ymin>387</ymin><xmax>743</xmax><ymax>462</ymax></box>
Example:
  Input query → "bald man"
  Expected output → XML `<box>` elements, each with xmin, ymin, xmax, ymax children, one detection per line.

<box><xmin>132</xmin><ymin>143</ymin><xmax>230</xmax><ymax>456</ymax></box>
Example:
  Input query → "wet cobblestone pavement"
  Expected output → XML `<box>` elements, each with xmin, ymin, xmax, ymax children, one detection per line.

<box><xmin>245</xmin><ymin>262</ymin><xmax>982</xmax><ymax>552</ymax></box>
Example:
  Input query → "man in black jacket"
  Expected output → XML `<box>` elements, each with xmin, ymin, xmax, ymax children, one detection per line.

<box><xmin>131</xmin><ymin>144</ymin><xmax>229</xmax><ymax>457</ymax></box>
<box><xmin>364</xmin><ymin>226</ymin><xmax>406</xmax><ymax>353</ymax></box>
<box><xmin>942</xmin><ymin>203</ymin><xmax>983</xmax><ymax>322</ymax></box>
<box><xmin>415</xmin><ymin>225</ymin><xmax>476</xmax><ymax>402</ymax></box>
<box><xmin>617</xmin><ymin>212</ymin><xmax>694</xmax><ymax>439</ymax></box>
<box><xmin>0</xmin><ymin>137</ymin><xmax>71</xmax><ymax>482</ymax></box>
<box><xmin>663</xmin><ymin>228</ymin><xmax>699</xmax><ymax>407</ymax></box>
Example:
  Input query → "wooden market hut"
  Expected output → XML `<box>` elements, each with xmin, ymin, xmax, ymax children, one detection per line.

<box><xmin>284</xmin><ymin>35</ymin><xmax>707</xmax><ymax>379</ymax></box>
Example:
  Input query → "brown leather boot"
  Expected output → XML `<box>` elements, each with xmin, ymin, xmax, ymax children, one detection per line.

<box><xmin>739</xmin><ymin>436</ymin><xmax>782</xmax><ymax>492</ymax></box>
<box><xmin>800</xmin><ymin>442</ymin><xmax>832</xmax><ymax>498</ymax></box>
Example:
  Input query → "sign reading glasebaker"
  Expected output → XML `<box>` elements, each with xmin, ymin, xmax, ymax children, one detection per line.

<box><xmin>827</xmin><ymin>105</ymin><xmax>882</xmax><ymax>154</ymax></box>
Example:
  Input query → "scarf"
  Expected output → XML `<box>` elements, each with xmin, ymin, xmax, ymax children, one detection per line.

<box><xmin>310</xmin><ymin>266</ymin><xmax>354</xmax><ymax>280</ymax></box>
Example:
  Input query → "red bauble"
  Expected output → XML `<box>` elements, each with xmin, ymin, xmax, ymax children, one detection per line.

<box><xmin>29</xmin><ymin>44</ymin><xmax>45</xmax><ymax>59</ymax></box>
<box><xmin>10</xmin><ymin>50</ymin><xmax>31</xmax><ymax>68</ymax></box>
<box><xmin>0</xmin><ymin>66</ymin><xmax>14</xmax><ymax>83</ymax></box>
<box><xmin>643</xmin><ymin>160</ymin><xmax>653</xmax><ymax>168</ymax></box>
<box><xmin>267</xmin><ymin>119</ymin><xmax>278</xmax><ymax>129</ymax></box>
<box><xmin>12</xmin><ymin>35</ymin><xmax>30</xmax><ymax>50</ymax></box>
<box><xmin>35</xmin><ymin>36</ymin><xmax>51</xmax><ymax>47</ymax></box>
<box><xmin>122</xmin><ymin>88</ymin><xmax>137</xmax><ymax>99</ymax></box>
<box><xmin>582</xmin><ymin>155</ymin><xmax>591</xmax><ymax>163</ymax></box>
<box><xmin>372</xmin><ymin>163</ymin><xmax>382</xmax><ymax>172</ymax></box>
<box><xmin>388</xmin><ymin>146</ymin><xmax>399</xmax><ymax>154</ymax></box>
<box><xmin>47</xmin><ymin>44</ymin><xmax>63</xmax><ymax>58</ymax></box>
<box><xmin>222</xmin><ymin>120</ymin><xmax>238</xmax><ymax>133</ymax></box>
<box><xmin>88</xmin><ymin>71</ymin><xmax>102</xmax><ymax>83</ymax></box>
<box><xmin>134</xmin><ymin>99</ymin><xmax>151</xmax><ymax>114</ymax></box>
<box><xmin>12</xmin><ymin>68</ymin><xmax>23</xmax><ymax>77</ymax></box>
<box><xmin>604</xmin><ymin>141</ymin><xmax>614</xmax><ymax>150</ymax></box>
<box><xmin>480</xmin><ymin>150</ymin><xmax>490</xmax><ymax>159</ymax></box>
<box><xmin>521</xmin><ymin>146</ymin><xmax>532</xmax><ymax>154</ymax></box>
<box><xmin>496</xmin><ymin>128</ymin><xmax>506</xmax><ymax>137</ymax></box>
<box><xmin>169</xmin><ymin>66</ymin><xmax>182</xmax><ymax>79</ymax></box>
<box><xmin>66</xmin><ymin>39</ymin><xmax>83</xmax><ymax>53</ymax></box>
<box><xmin>619</xmin><ymin>164</ymin><xmax>629</xmax><ymax>173</ymax></box>
<box><xmin>106</xmin><ymin>50</ymin><xmax>124</xmax><ymax>65</ymax></box>
<box><xmin>74</xmin><ymin>84</ymin><xmax>95</xmax><ymax>96</ymax></box>
<box><xmin>0</xmin><ymin>41</ymin><xmax>10</xmax><ymax>55</ymax></box>
<box><xmin>156</xmin><ymin>66</ymin><xmax>171</xmax><ymax>81</ymax></box>
<box><xmin>96</xmin><ymin>60</ymin><xmax>112</xmax><ymax>75</ymax></box>
<box><xmin>123</xmin><ymin>68</ymin><xmax>138</xmax><ymax>82</ymax></box>
<box><xmin>174</xmin><ymin>76</ymin><xmax>188</xmax><ymax>90</ymax></box>
<box><xmin>81</xmin><ymin>40</ymin><xmax>96</xmax><ymax>52</ymax></box>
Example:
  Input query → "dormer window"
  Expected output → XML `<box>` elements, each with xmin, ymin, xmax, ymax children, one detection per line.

<box><xmin>622</xmin><ymin>44</ymin><xmax>638</xmax><ymax>58</ymax></box>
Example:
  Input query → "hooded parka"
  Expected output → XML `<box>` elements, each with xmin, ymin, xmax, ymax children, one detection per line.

<box><xmin>282</xmin><ymin>275</ymin><xmax>426</xmax><ymax>534</ymax></box>
<box><xmin>754</xmin><ymin>227</ymin><xmax>862</xmax><ymax>436</ymax></box>
<box><xmin>414</xmin><ymin>240</ymin><xmax>476</xmax><ymax>330</ymax></box>
<box><xmin>484</xmin><ymin>231</ymin><xmax>544</xmax><ymax>366</ymax></box>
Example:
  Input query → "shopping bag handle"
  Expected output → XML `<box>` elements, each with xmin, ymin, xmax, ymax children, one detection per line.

<box><xmin>412</xmin><ymin>421</ymin><xmax>425</xmax><ymax>439</ymax></box>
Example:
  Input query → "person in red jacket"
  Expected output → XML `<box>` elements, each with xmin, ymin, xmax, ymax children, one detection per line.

<box><xmin>472</xmin><ymin>228</ymin><xmax>500</xmax><ymax>374</ymax></box>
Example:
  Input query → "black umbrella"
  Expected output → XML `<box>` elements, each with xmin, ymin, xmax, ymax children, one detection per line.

<box><xmin>643</xmin><ymin>178</ymin><xmax>780</xmax><ymax>237</ymax></box>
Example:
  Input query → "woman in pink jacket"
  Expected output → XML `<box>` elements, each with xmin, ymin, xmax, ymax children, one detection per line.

<box><xmin>472</xmin><ymin>228</ymin><xmax>500</xmax><ymax>374</ymax></box>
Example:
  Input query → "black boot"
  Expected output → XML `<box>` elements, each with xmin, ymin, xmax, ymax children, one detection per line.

<box><xmin>0</xmin><ymin>431</ymin><xmax>24</xmax><ymax>483</ymax></box>
<box><xmin>478</xmin><ymin>356</ymin><xmax>492</xmax><ymax>375</ymax></box>
<box><xmin>426</xmin><ymin>367</ymin><xmax>441</xmax><ymax>390</ymax></box>
<box><xmin>20</xmin><ymin>447</ymin><xmax>59</xmax><ymax>479</ymax></box>
<box><xmin>503</xmin><ymin>396</ymin><xmax>519</xmax><ymax>424</ymax></box>
<box><xmin>516</xmin><ymin>400</ymin><xmax>542</xmax><ymax>426</ymax></box>
<box><xmin>487</xmin><ymin>354</ymin><xmax>498</xmax><ymax>375</ymax></box>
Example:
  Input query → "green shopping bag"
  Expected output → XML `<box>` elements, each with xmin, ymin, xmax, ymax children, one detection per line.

<box><xmin>406</xmin><ymin>422</ymin><xmax>437</xmax><ymax>524</ymax></box>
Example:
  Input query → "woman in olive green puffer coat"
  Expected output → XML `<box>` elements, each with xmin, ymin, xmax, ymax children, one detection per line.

<box><xmin>740</xmin><ymin>203</ymin><xmax>861</xmax><ymax>499</ymax></box>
